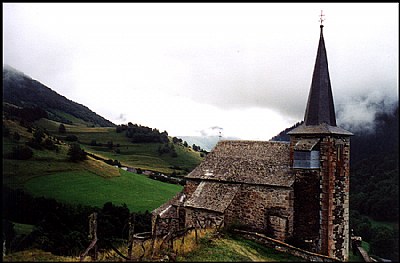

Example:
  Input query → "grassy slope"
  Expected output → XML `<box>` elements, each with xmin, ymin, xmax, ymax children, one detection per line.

<box><xmin>24</xmin><ymin>169</ymin><xmax>182</xmax><ymax>212</ymax></box>
<box><xmin>2</xmin><ymin>117</ymin><xmax>197</xmax><ymax>212</ymax></box>
<box><xmin>176</xmin><ymin>234</ymin><xmax>305</xmax><ymax>262</ymax></box>
<box><xmin>3</xmin><ymin>233</ymin><xmax>305</xmax><ymax>262</ymax></box>
<box><xmin>36</xmin><ymin>118</ymin><xmax>203</xmax><ymax>174</ymax></box>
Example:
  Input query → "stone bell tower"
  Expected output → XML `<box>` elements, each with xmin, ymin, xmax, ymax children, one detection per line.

<box><xmin>287</xmin><ymin>19</ymin><xmax>353</xmax><ymax>261</ymax></box>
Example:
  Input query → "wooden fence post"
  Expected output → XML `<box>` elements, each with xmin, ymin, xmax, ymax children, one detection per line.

<box><xmin>80</xmin><ymin>212</ymin><xmax>98</xmax><ymax>261</ymax></box>
<box><xmin>127</xmin><ymin>213</ymin><xmax>135</xmax><ymax>260</ymax></box>
<box><xmin>150</xmin><ymin>215</ymin><xmax>159</xmax><ymax>259</ymax></box>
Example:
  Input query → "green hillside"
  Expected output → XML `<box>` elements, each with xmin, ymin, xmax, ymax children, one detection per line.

<box><xmin>35</xmin><ymin>118</ymin><xmax>203</xmax><ymax>174</ymax></box>
<box><xmin>3</xmin><ymin>64</ymin><xmax>115</xmax><ymax>127</ymax></box>
<box><xmin>24</xmin><ymin>170</ymin><xmax>182</xmax><ymax>212</ymax></box>
<box><xmin>2</xmin><ymin>115</ymin><xmax>201</xmax><ymax>211</ymax></box>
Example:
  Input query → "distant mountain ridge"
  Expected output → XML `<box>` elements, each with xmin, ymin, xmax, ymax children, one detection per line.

<box><xmin>3</xmin><ymin>64</ymin><xmax>115</xmax><ymax>127</ymax></box>
<box><xmin>178</xmin><ymin>135</ymin><xmax>241</xmax><ymax>152</ymax></box>
<box><xmin>269</xmin><ymin>121</ymin><xmax>304</xmax><ymax>141</ymax></box>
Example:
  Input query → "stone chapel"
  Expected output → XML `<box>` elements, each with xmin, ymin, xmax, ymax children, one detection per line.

<box><xmin>152</xmin><ymin>23</ymin><xmax>353</xmax><ymax>261</ymax></box>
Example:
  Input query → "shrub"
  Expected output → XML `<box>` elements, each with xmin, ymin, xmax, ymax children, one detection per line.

<box><xmin>13</xmin><ymin>131</ymin><xmax>20</xmax><ymax>141</ymax></box>
<box><xmin>65</xmin><ymin>135</ymin><xmax>78</xmax><ymax>142</ymax></box>
<box><xmin>7</xmin><ymin>145</ymin><xmax>34</xmax><ymax>160</ymax></box>
<box><xmin>67</xmin><ymin>143</ymin><xmax>87</xmax><ymax>162</ymax></box>
<box><xmin>43</xmin><ymin>138</ymin><xmax>58</xmax><ymax>151</ymax></box>
<box><xmin>171</xmin><ymin>150</ymin><xmax>178</xmax><ymax>158</ymax></box>
<box><xmin>58</xmin><ymin>123</ymin><xmax>66</xmax><ymax>134</ymax></box>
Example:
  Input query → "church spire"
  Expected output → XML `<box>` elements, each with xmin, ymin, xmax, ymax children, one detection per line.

<box><xmin>303</xmin><ymin>20</ymin><xmax>336</xmax><ymax>126</ymax></box>
<box><xmin>287</xmin><ymin>13</ymin><xmax>352</xmax><ymax>136</ymax></box>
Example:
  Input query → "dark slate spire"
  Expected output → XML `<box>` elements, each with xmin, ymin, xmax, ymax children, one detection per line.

<box><xmin>303</xmin><ymin>24</ymin><xmax>336</xmax><ymax>126</ymax></box>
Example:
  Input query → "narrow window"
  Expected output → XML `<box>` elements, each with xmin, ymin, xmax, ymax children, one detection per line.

<box><xmin>293</xmin><ymin>150</ymin><xmax>320</xmax><ymax>169</ymax></box>
<box><xmin>293</xmin><ymin>138</ymin><xmax>320</xmax><ymax>169</ymax></box>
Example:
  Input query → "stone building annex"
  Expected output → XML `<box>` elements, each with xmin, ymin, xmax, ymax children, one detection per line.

<box><xmin>152</xmin><ymin>22</ymin><xmax>353</xmax><ymax>261</ymax></box>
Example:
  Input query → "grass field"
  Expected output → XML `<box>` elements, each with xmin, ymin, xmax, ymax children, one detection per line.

<box><xmin>3</xmin><ymin>116</ymin><xmax>202</xmax><ymax>212</ymax></box>
<box><xmin>366</xmin><ymin>216</ymin><xmax>398</xmax><ymax>232</ymax></box>
<box><xmin>23</xmin><ymin>169</ymin><xmax>183</xmax><ymax>212</ymax></box>
<box><xmin>3</xmin><ymin>231</ymin><xmax>305</xmax><ymax>262</ymax></box>
<box><xmin>13</xmin><ymin>222</ymin><xmax>35</xmax><ymax>236</ymax></box>
<box><xmin>176</xmin><ymin>233</ymin><xmax>305</xmax><ymax>262</ymax></box>
<box><xmin>35</xmin><ymin>118</ymin><xmax>203</xmax><ymax>174</ymax></box>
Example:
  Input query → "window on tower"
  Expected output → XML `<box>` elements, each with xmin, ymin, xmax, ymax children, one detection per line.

<box><xmin>293</xmin><ymin>138</ymin><xmax>320</xmax><ymax>169</ymax></box>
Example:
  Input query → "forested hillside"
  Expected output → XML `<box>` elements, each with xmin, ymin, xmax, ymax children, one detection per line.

<box><xmin>3</xmin><ymin>65</ymin><xmax>115</xmax><ymax>127</ymax></box>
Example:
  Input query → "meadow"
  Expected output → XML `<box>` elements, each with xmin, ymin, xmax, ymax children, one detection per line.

<box><xmin>3</xmin><ymin>117</ymin><xmax>199</xmax><ymax>213</ymax></box>
<box><xmin>36</xmin><ymin>118</ymin><xmax>203</xmax><ymax>174</ymax></box>
<box><xmin>24</xmin><ymin>169</ymin><xmax>182</xmax><ymax>212</ymax></box>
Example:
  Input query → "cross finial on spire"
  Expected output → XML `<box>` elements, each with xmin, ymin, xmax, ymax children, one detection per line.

<box><xmin>319</xmin><ymin>10</ymin><xmax>325</xmax><ymax>26</ymax></box>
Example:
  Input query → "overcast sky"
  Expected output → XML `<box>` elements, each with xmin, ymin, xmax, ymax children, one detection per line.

<box><xmin>3</xmin><ymin>3</ymin><xmax>399</xmax><ymax>140</ymax></box>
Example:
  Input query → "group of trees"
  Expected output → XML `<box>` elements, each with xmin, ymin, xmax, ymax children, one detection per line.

<box><xmin>350</xmin><ymin>210</ymin><xmax>398</xmax><ymax>260</ymax></box>
<box><xmin>67</xmin><ymin>143</ymin><xmax>87</xmax><ymax>162</ymax></box>
<box><xmin>3</xmin><ymin>123</ymin><xmax>61</xmax><ymax>160</ymax></box>
<box><xmin>3</xmin><ymin>104</ymin><xmax>48</xmax><ymax>123</ymax></box>
<box><xmin>157</xmin><ymin>143</ymin><xmax>178</xmax><ymax>157</ymax></box>
<box><xmin>4</xmin><ymin>145</ymin><xmax>33</xmax><ymax>160</ymax></box>
<box><xmin>171</xmin><ymin>136</ymin><xmax>208</xmax><ymax>157</ymax></box>
<box><xmin>349</xmin><ymin>106</ymin><xmax>399</xmax><ymax>222</ymax></box>
<box><xmin>2</xmin><ymin>186</ymin><xmax>152</xmax><ymax>256</ymax></box>
<box><xmin>349</xmin><ymin>106</ymin><xmax>399</xmax><ymax>261</ymax></box>
<box><xmin>3</xmin><ymin>118</ymin><xmax>87</xmax><ymax>163</ymax></box>
<box><xmin>116</xmin><ymin>123</ymin><xmax>169</xmax><ymax>143</ymax></box>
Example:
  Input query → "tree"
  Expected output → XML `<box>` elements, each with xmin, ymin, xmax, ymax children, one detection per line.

<box><xmin>2</xmin><ymin>219</ymin><xmax>16</xmax><ymax>252</ymax></box>
<box><xmin>107</xmin><ymin>141</ymin><xmax>113</xmax><ymax>149</ymax></box>
<box><xmin>3</xmin><ymin>125</ymin><xmax>10</xmax><ymax>137</ymax></box>
<box><xmin>65</xmin><ymin>135</ymin><xmax>78</xmax><ymax>142</ymax></box>
<box><xmin>90</xmin><ymin>139</ymin><xmax>97</xmax><ymax>146</ymax></box>
<box><xmin>7</xmin><ymin>145</ymin><xmax>33</xmax><ymax>160</ymax></box>
<box><xmin>172</xmin><ymin>137</ymin><xmax>182</xmax><ymax>144</ymax></box>
<box><xmin>171</xmin><ymin>149</ymin><xmax>178</xmax><ymax>158</ymax></box>
<box><xmin>43</xmin><ymin>138</ymin><xmax>57</xmax><ymax>151</ymax></box>
<box><xmin>58</xmin><ymin>123</ymin><xmax>66</xmax><ymax>134</ymax></box>
<box><xmin>33</xmin><ymin>128</ymin><xmax>45</xmax><ymax>144</ymax></box>
<box><xmin>67</xmin><ymin>143</ymin><xmax>87</xmax><ymax>162</ymax></box>
<box><xmin>13</xmin><ymin>131</ymin><xmax>20</xmax><ymax>141</ymax></box>
<box><xmin>369</xmin><ymin>226</ymin><xmax>397</xmax><ymax>260</ymax></box>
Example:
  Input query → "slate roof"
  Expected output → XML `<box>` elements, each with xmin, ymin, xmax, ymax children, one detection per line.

<box><xmin>303</xmin><ymin>25</ymin><xmax>337</xmax><ymax>126</ymax></box>
<box><xmin>186</xmin><ymin>140</ymin><xmax>294</xmax><ymax>187</ymax></box>
<box><xmin>294</xmin><ymin>138</ymin><xmax>320</xmax><ymax>151</ymax></box>
<box><xmin>184</xmin><ymin>181</ymin><xmax>240</xmax><ymax>213</ymax></box>
<box><xmin>287</xmin><ymin>123</ymin><xmax>353</xmax><ymax>136</ymax></box>
<box><xmin>152</xmin><ymin>191</ymin><xmax>185</xmax><ymax>216</ymax></box>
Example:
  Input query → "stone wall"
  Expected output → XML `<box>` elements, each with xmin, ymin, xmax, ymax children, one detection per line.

<box><xmin>184</xmin><ymin>207</ymin><xmax>224</xmax><ymax>229</ymax></box>
<box><xmin>330</xmin><ymin>136</ymin><xmax>350</xmax><ymax>261</ymax></box>
<box><xmin>289</xmin><ymin>136</ymin><xmax>321</xmax><ymax>251</ymax></box>
<box><xmin>152</xmin><ymin>205</ymin><xmax>181</xmax><ymax>236</ymax></box>
<box><xmin>318</xmin><ymin>136</ymin><xmax>350</xmax><ymax>261</ymax></box>
<box><xmin>289</xmin><ymin>135</ymin><xmax>350</xmax><ymax>261</ymax></box>
<box><xmin>292</xmin><ymin>169</ymin><xmax>321</xmax><ymax>251</ymax></box>
<box><xmin>224</xmin><ymin>184</ymin><xmax>294</xmax><ymax>241</ymax></box>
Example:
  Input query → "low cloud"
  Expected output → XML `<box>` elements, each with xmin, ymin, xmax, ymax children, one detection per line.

<box><xmin>116</xmin><ymin>113</ymin><xmax>127</xmax><ymax>123</ymax></box>
<box><xmin>336</xmin><ymin>91</ymin><xmax>398</xmax><ymax>134</ymax></box>
<box><xmin>199</xmin><ymin>126</ymin><xmax>224</xmax><ymax>137</ymax></box>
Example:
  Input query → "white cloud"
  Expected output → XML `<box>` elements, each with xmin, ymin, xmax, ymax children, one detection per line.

<box><xmin>3</xmin><ymin>3</ymin><xmax>398</xmax><ymax>140</ymax></box>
